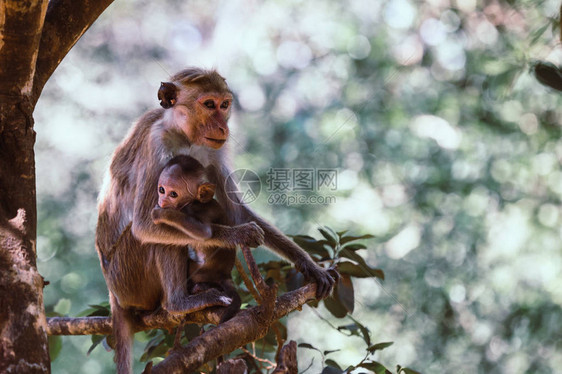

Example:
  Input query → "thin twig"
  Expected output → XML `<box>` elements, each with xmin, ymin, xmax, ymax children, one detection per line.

<box><xmin>240</xmin><ymin>347</ymin><xmax>276</xmax><ymax>368</ymax></box>
<box><xmin>235</xmin><ymin>257</ymin><xmax>262</xmax><ymax>304</ymax></box>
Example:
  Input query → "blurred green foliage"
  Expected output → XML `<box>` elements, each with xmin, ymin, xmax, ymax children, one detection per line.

<box><xmin>34</xmin><ymin>0</ymin><xmax>562</xmax><ymax>373</ymax></box>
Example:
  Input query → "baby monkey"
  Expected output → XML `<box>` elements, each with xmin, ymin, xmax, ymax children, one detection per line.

<box><xmin>152</xmin><ymin>155</ymin><xmax>241</xmax><ymax>322</ymax></box>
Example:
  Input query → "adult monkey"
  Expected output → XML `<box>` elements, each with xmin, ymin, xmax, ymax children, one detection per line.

<box><xmin>96</xmin><ymin>68</ymin><xmax>336</xmax><ymax>373</ymax></box>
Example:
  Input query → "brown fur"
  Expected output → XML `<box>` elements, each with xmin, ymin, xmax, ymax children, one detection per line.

<box><xmin>95</xmin><ymin>67</ymin><xmax>335</xmax><ymax>374</ymax></box>
<box><xmin>153</xmin><ymin>155</ymin><xmax>241</xmax><ymax>323</ymax></box>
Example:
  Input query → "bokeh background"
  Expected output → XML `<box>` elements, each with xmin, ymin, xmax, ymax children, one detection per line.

<box><xmin>34</xmin><ymin>0</ymin><xmax>562</xmax><ymax>372</ymax></box>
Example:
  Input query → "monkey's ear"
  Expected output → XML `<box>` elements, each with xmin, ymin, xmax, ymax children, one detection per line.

<box><xmin>197</xmin><ymin>183</ymin><xmax>216</xmax><ymax>203</ymax></box>
<box><xmin>158</xmin><ymin>82</ymin><xmax>178</xmax><ymax>109</ymax></box>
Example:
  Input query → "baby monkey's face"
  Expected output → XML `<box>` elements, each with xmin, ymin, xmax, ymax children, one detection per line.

<box><xmin>157</xmin><ymin>164</ymin><xmax>216</xmax><ymax>209</ymax></box>
<box><xmin>157</xmin><ymin>164</ymin><xmax>197</xmax><ymax>209</ymax></box>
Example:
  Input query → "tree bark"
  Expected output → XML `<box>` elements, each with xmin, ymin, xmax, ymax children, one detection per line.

<box><xmin>0</xmin><ymin>2</ymin><xmax>50</xmax><ymax>372</ymax></box>
<box><xmin>0</xmin><ymin>0</ymin><xmax>114</xmax><ymax>371</ymax></box>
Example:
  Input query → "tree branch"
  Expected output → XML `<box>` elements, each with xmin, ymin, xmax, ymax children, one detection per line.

<box><xmin>47</xmin><ymin>284</ymin><xmax>316</xmax><ymax>336</ymax></box>
<box><xmin>0</xmin><ymin>1</ymin><xmax>48</xmax><ymax>98</ymax></box>
<box><xmin>47</xmin><ymin>284</ymin><xmax>316</xmax><ymax>373</ymax></box>
<box><xmin>31</xmin><ymin>0</ymin><xmax>114</xmax><ymax>103</ymax></box>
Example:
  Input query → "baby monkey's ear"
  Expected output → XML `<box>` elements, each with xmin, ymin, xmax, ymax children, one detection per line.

<box><xmin>197</xmin><ymin>183</ymin><xmax>216</xmax><ymax>203</ymax></box>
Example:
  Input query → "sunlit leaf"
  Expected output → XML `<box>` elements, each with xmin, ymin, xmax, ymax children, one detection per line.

<box><xmin>53</xmin><ymin>298</ymin><xmax>71</xmax><ymax>315</ymax></box>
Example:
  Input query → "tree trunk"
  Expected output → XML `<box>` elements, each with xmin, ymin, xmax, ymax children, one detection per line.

<box><xmin>0</xmin><ymin>0</ymin><xmax>114</xmax><ymax>371</ymax></box>
<box><xmin>0</xmin><ymin>1</ymin><xmax>50</xmax><ymax>371</ymax></box>
<box><xmin>0</xmin><ymin>97</ymin><xmax>50</xmax><ymax>373</ymax></box>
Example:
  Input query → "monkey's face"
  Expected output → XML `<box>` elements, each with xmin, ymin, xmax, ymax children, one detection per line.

<box><xmin>158</xmin><ymin>75</ymin><xmax>233</xmax><ymax>150</ymax></box>
<box><xmin>174</xmin><ymin>93</ymin><xmax>232</xmax><ymax>150</ymax></box>
<box><xmin>157</xmin><ymin>165</ymin><xmax>197</xmax><ymax>209</ymax></box>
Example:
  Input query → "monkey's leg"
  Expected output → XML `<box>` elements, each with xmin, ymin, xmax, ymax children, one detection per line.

<box><xmin>218</xmin><ymin>280</ymin><xmax>241</xmax><ymax>323</ymax></box>
<box><xmin>156</xmin><ymin>246</ymin><xmax>232</xmax><ymax>315</ymax></box>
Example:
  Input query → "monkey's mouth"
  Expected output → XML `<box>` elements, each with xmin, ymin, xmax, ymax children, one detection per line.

<box><xmin>205</xmin><ymin>137</ymin><xmax>227</xmax><ymax>146</ymax></box>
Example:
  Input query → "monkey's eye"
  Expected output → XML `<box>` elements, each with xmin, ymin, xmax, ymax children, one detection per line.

<box><xmin>158</xmin><ymin>186</ymin><xmax>165</xmax><ymax>194</ymax></box>
<box><xmin>203</xmin><ymin>100</ymin><xmax>215</xmax><ymax>109</ymax></box>
<box><xmin>170</xmin><ymin>191</ymin><xmax>178</xmax><ymax>198</ymax></box>
<box><xmin>220</xmin><ymin>100</ymin><xmax>230</xmax><ymax>109</ymax></box>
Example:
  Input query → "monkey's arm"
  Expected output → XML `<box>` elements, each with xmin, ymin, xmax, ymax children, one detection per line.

<box><xmin>241</xmin><ymin>206</ymin><xmax>337</xmax><ymax>299</ymax></box>
<box><xmin>210</xmin><ymin>164</ymin><xmax>337</xmax><ymax>299</ymax></box>
<box><xmin>130</xmin><ymin>161</ymin><xmax>213</xmax><ymax>246</ymax></box>
<box><xmin>151</xmin><ymin>207</ymin><xmax>212</xmax><ymax>240</ymax></box>
<box><xmin>151</xmin><ymin>206</ymin><xmax>264</xmax><ymax>248</ymax></box>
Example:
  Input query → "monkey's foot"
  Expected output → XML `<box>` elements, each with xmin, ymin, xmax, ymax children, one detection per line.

<box><xmin>165</xmin><ymin>288</ymin><xmax>232</xmax><ymax>316</ymax></box>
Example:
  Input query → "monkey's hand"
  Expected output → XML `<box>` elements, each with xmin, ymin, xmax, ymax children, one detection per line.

<box><xmin>151</xmin><ymin>206</ymin><xmax>166</xmax><ymax>223</ymax></box>
<box><xmin>298</xmin><ymin>261</ymin><xmax>339</xmax><ymax>300</ymax></box>
<box><xmin>234</xmin><ymin>222</ymin><xmax>265</xmax><ymax>248</ymax></box>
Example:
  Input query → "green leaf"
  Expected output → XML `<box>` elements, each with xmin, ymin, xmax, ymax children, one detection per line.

<box><xmin>290</xmin><ymin>235</ymin><xmax>331</xmax><ymax>258</ymax></box>
<box><xmin>339</xmin><ymin>234</ymin><xmax>374</xmax><ymax>245</ymax></box>
<box><xmin>349</xmin><ymin>316</ymin><xmax>372</xmax><ymax>346</ymax></box>
<box><xmin>339</xmin><ymin>249</ymin><xmax>367</xmax><ymax>263</ymax></box>
<box><xmin>367</xmin><ymin>341</ymin><xmax>394</xmax><ymax>353</ymax></box>
<box><xmin>77</xmin><ymin>303</ymin><xmax>111</xmax><ymax>317</ymax></box>
<box><xmin>340</xmin><ymin>243</ymin><xmax>367</xmax><ymax>251</ymax></box>
<box><xmin>285</xmin><ymin>268</ymin><xmax>305</xmax><ymax>291</ymax></box>
<box><xmin>359</xmin><ymin>361</ymin><xmax>392</xmax><ymax>374</ymax></box>
<box><xmin>140</xmin><ymin>337</ymin><xmax>169</xmax><ymax>362</ymax></box>
<box><xmin>48</xmin><ymin>335</ymin><xmax>62</xmax><ymax>362</ymax></box>
<box><xmin>324</xmin><ymin>359</ymin><xmax>341</xmax><ymax>369</ymax></box>
<box><xmin>324</xmin><ymin>349</ymin><xmax>341</xmax><ymax>356</ymax></box>
<box><xmin>324</xmin><ymin>294</ymin><xmax>348</xmax><ymax>318</ymax></box>
<box><xmin>336</xmin><ymin>230</ymin><xmax>349</xmax><ymax>237</ymax></box>
<box><xmin>318</xmin><ymin>226</ymin><xmax>338</xmax><ymax>247</ymax></box>
<box><xmin>87</xmin><ymin>335</ymin><xmax>106</xmax><ymax>356</ymax></box>
<box><xmin>530</xmin><ymin>22</ymin><xmax>550</xmax><ymax>46</ymax></box>
<box><xmin>321</xmin><ymin>366</ymin><xmax>344</xmax><ymax>374</ymax></box>
<box><xmin>54</xmin><ymin>298</ymin><xmax>71</xmax><ymax>315</ymax></box>
<box><xmin>337</xmin><ymin>261</ymin><xmax>384</xmax><ymax>280</ymax></box>
<box><xmin>298</xmin><ymin>342</ymin><xmax>320</xmax><ymax>352</ymax></box>
<box><xmin>335</xmin><ymin>274</ymin><xmax>354</xmax><ymax>314</ymax></box>
<box><xmin>398</xmin><ymin>367</ymin><xmax>422</xmax><ymax>374</ymax></box>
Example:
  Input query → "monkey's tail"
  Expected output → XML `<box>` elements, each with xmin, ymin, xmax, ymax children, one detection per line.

<box><xmin>111</xmin><ymin>294</ymin><xmax>135</xmax><ymax>374</ymax></box>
